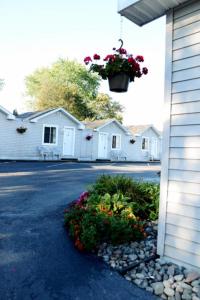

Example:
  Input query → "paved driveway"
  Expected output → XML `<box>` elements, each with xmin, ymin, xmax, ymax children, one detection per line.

<box><xmin>0</xmin><ymin>161</ymin><xmax>160</xmax><ymax>300</ymax></box>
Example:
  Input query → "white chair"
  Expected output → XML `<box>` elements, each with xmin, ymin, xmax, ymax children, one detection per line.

<box><xmin>52</xmin><ymin>147</ymin><xmax>61</xmax><ymax>160</ymax></box>
<box><xmin>37</xmin><ymin>146</ymin><xmax>52</xmax><ymax>160</ymax></box>
<box><xmin>110</xmin><ymin>150</ymin><xmax>127</xmax><ymax>161</ymax></box>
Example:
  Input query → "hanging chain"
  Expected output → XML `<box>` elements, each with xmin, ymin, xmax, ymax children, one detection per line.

<box><xmin>119</xmin><ymin>15</ymin><xmax>124</xmax><ymax>40</ymax></box>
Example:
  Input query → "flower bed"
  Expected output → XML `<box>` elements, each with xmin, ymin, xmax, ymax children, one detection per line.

<box><xmin>64</xmin><ymin>175</ymin><xmax>159</xmax><ymax>251</ymax></box>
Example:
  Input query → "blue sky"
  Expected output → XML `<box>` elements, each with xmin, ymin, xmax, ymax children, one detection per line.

<box><xmin>0</xmin><ymin>0</ymin><xmax>166</xmax><ymax>129</ymax></box>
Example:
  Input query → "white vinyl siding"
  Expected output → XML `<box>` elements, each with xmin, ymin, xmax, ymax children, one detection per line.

<box><xmin>158</xmin><ymin>0</ymin><xmax>200</xmax><ymax>271</ymax></box>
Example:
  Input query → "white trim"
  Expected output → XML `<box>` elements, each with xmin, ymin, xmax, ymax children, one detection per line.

<box><xmin>97</xmin><ymin>119</ymin><xmax>131</xmax><ymax>135</ymax></box>
<box><xmin>0</xmin><ymin>105</ymin><xmax>15</xmax><ymax>120</ymax></box>
<box><xmin>62</xmin><ymin>126</ymin><xmax>75</xmax><ymax>156</ymax></box>
<box><xmin>98</xmin><ymin>132</ymin><xmax>108</xmax><ymax>159</ymax></box>
<box><xmin>157</xmin><ymin>10</ymin><xmax>173</xmax><ymax>256</ymax></box>
<box><xmin>111</xmin><ymin>134</ymin><xmax>121</xmax><ymax>150</ymax></box>
<box><xmin>141</xmin><ymin>136</ymin><xmax>149</xmax><ymax>151</ymax></box>
<box><xmin>42</xmin><ymin>124</ymin><xmax>58</xmax><ymax>146</ymax></box>
<box><xmin>30</xmin><ymin>107</ymin><xmax>85</xmax><ymax>129</ymax></box>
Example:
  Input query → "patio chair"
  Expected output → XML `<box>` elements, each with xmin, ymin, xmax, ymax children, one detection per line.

<box><xmin>37</xmin><ymin>146</ymin><xmax>52</xmax><ymax>160</ymax></box>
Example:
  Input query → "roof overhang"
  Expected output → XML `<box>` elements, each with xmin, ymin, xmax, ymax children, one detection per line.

<box><xmin>30</xmin><ymin>107</ymin><xmax>85</xmax><ymax>129</ymax></box>
<box><xmin>118</xmin><ymin>0</ymin><xmax>189</xmax><ymax>26</ymax></box>
<box><xmin>0</xmin><ymin>105</ymin><xmax>15</xmax><ymax>120</ymax></box>
<box><xmin>97</xmin><ymin>119</ymin><xmax>132</xmax><ymax>136</ymax></box>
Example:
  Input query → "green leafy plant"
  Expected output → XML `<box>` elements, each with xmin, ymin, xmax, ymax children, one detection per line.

<box><xmin>64</xmin><ymin>175</ymin><xmax>159</xmax><ymax>252</ymax></box>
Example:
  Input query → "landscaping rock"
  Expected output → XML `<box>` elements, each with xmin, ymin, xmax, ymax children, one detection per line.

<box><xmin>164</xmin><ymin>287</ymin><xmax>175</xmax><ymax>297</ymax></box>
<box><xmin>174</xmin><ymin>275</ymin><xmax>184</xmax><ymax>282</ymax></box>
<box><xmin>186</xmin><ymin>273</ymin><xmax>200</xmax><ymax>284</ymax></box>
<box><xmin>151</xmin><ymin>282</ymin><xmax>164</xmax><ymax>295</ymax></box>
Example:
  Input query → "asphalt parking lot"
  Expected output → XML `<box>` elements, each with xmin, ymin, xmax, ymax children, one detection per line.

<box><xmin>0</xmin><ymin>161</ymin><xmax>160</xmax><ymax>300</ymax></box>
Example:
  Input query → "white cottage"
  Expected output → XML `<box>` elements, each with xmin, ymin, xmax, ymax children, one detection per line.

<box><xmin>118</xmin><ymin>0</ymin><xmax>200</xmax><ymax>271</ymax></box>
<box><xmin>0</xmin><ymin>107</ymin><xmax>84</xmax><ymax>160</ymax></box>
<box><xmin>82</xmin><ymin>119</ymin><xmax>134</xmax><ymax>161</ymax></box>
<box><xmin>128</xmin><ymin>124</ymin><xmax>162</xmax><ymax>161</ymax></box>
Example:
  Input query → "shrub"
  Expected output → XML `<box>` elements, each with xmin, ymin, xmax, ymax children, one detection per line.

<box><xmin>89</xmin><ymin>175</ymin><xmax>160</xmax><ymax>220</ymax></box>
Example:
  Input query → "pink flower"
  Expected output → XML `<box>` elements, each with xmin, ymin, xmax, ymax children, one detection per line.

<box><xmin>84</xmin><ymin>56</ymin><xmax>92</xmax><ymax>65</ymax></box>
<box><xmin>135</xmin><ymin>55</ymin><xmax>144</xmax><ymax>62</ymax></box>
<box><xmin>76</xmin><ymin>191</ymin><xmax>89</xmax><ymax>206</ymax></box>
<box><xmin>93</xmin><ymin>54</ymin><xmax>100</xmax><ymax>60</ymax></box>
<box><xmin>142</xmin><ymin>67</ymin><xmax>148</xmax><ymax>75</ymax></box>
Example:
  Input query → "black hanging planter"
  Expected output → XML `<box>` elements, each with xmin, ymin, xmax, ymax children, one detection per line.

<box><xmin>130</xmin><ymin>139</ymin><xmax>136</xmax><ymax>144</ymax></box>
<box><xmin>16</xmin><ymin>126</ymin><xmax>27</xmax><ymax>134</ymax></box>
<box><xmin>108</xmin><ymin>73</ymin><xmax>130</xmax><ymax>93</ymax></box>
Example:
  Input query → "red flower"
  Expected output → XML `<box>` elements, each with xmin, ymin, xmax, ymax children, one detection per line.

<box><xmin>103</xmin><ymin>54</ymin><xmax>115</xmax><ymax>61</ymax></box>
<box><xmin>117</xmin><ymin>48</ymin><xmax>127</xmax><ymax>55</ymax></box>
<box><xmin>93</xmin><ymin>54</ymin><xmax>100</xmax><ymax>60</ymax></box>
<box><xmin>142</xmin><ymin>67</ymin><xmax>148</xmax><ymax>75</ymax></box>
<box><xmin>135</xmin><ymin>55</ymin><xmax>144</xmax><ymax>62</ymax></box>
<box><xmin>84</xmin><ymin>56</ymin><xmax>92</xmax><ymax>65</ymax></box>
<box><xmin>127</xmin><ymin>57</ymin><xmax>135</xmax><ymax>64</ymax></box>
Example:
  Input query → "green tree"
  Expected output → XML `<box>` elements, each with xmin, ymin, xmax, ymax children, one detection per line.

<box><xmin>25</xmin><ymin>59</ymin><xmax>123</xmax><ymax>121</ymax></box>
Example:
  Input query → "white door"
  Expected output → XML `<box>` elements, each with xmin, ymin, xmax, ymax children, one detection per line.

<box><xmin>98</xmin><ymin>132</ymin><xmax>108</xmax><ymax>158</ymax></box>
<box><xmin>63</xmin><ymin>127</ymin><xmax>75</xmax><ymax>156</ymax></box>
<box><xmin>150</xmin><ymin>138</ymin><xmax>158</xmax><ymax>160</ymax></box>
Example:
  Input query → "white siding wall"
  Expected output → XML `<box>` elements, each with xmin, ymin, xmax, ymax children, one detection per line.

<box><xmin>158</xmin><ymin>0</ymin><xmax>200</xmax><ymax>271</ymax></box>
<box><xmin>129</xmin><ymin>128</ymin><xmax>161</xmax><ymax>162</ymax></box>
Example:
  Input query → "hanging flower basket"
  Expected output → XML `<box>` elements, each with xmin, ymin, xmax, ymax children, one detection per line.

<box><xmin>16</xmin><ymin>126</ymin><xmax>27</xmax><ymax>134</ymax></box>
<box><xmin>108</xmin><ymin>72</ymin><xmax>130</xmax><ymax>93</ymax></box>
<box><xmin>130</xmin><ymin>138</ymin><xmax>136</xmax><ymax>144</ymax></box>
<box><xmin>86</xmin><ymin>134</ymin><xmax>93</xmax><ymax>141</ymax></box>
<box><xmin>84</xmin><ymin>39</ymin><xmax>148</xmax><ymax>93</ymax></box>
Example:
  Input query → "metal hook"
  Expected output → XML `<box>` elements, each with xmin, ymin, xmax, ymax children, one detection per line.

<box><xmin>118</xmin><ymin>39</ymin><xmax>124</xmax><ymax>49</ymax></box>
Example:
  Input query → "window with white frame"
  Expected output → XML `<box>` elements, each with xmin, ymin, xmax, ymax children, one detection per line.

<box><xmin>112</xmin><ymin>134</ymin><xmax>121</xmax><ymax>150</ymax></box>
<box><xmin>43</xmin><ymin>126</ymin><xmax>57</xmax><ymax>144</ymax></box>
<box><xmin>142</xmin><ymin>137</ymin><xmax>149</xmax><ymax>150</ymax></box>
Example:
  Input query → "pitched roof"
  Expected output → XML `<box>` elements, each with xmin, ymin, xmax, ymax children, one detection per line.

<box><xmin>84</xmin><ymin>119</ymin><xmax>132</xmax><ymax>135</ymax></box>
<box><xmin>128</xmin><ymin>124</ymin><xmax>161</xmax><ymax>136</ymax></box>
<box><xmin>18</xmin><ymin>109</ymin><xmax>54</xmax><ymax>120</ymax></box>
<box><xmin>84</xmin><ymin>119</ymin><xmax>111</xmax><ymax>129</ymax></box>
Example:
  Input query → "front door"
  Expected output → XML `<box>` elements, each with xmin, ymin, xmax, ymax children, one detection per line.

<box><xmin>150</xmin><ymin>138</ymin><xmax>158</xmax><ymax>160</ymax></box>
<box><xmin>98</xmin><ymin>132</ymin><xmax>108</xmax><ymax>159</ymax></box>
<box><xmin>63</xmin><ymin>127</ymin><xmax>75</xmax><ymax>156</ymax></box>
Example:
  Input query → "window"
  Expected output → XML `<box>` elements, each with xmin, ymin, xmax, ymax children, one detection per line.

<box><xmin>112</xmin><ymin>134</ymin><xmax>121</xmax><ymax>150</ymax></box>
<box><xmin>142</xmin><ymin>137</ymin><xmax>149</xmax><ymax>150</ymax></box>
<box><xmin>43</xmin><ymin>126</ymin><xmax>57</xmax><ymax>144</ymax></box>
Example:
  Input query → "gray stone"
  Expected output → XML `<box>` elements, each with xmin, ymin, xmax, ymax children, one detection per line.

<box><xmin>167</xmin><ymin>266</ymin><xmax>175</xmax><ymax>277</ymax></box>
<box><xmin>192</xmin><ymin>281</ymin><xmax>200</xmax><ymax>288</ymax></box>
<box><xmin>161</xmin><ymin>294</ymin><xmax>167</xmax><ymax>299</ymax></box>
<box><xmin>163</xmin><ymin>274</ymin><xmax>169</xmax><ymax>281</ymax></box>
<box><xmin>182</xmin><ymin>291</ymin><xmax>192</xmax><ymax>300</ymax></box>
<box><xmin>124</xmin><ymin>275</ymin><xmax>132</xmax><ymax>281</ymax></box>
<box><xmin>179</xmin><ymin>282</ymin><xmax>193</xmax><ymax>290</ymax></box>
<box><xmin>168</xmin><ymin>297</ymin><xmax>175</xmax><ymax>300</ymax></box>
<box><xmin>136</xmin><ymin>273</ymin><xmax>145</xmax><ymax>280</ymax></box>
<box><xmin>152</xmin><ymin>282</ymin><xmax>164</xmax><ymax>296</ymax></box>
<box><xmin>186</xmin><ymin>272</ymin><xmax>200</xmax><ymax>284</ymax></box>
<box><xmin>193</xmin><ymin>287</ymin><xmax>200</xmax><ymax>295</ymax></box>
<box><xmin>174</xmin><ymin>275</ymin><xmax>184</xmax><ymax>282</ymax></box>
<box><xmin>128</xmin><ymin>254</ymin><xmax>137</xmax><ymax>261</ymax></box>
<box><xmin>164</xmin><ymin>287</ymin><xmax>175</xmax><ymax>297</ymax></box>
<box><xmin>134</xmin><ymin>279</ymin><xmax>143</xmax><ymax>286</ymax></box>
<box><xmin>146</xmin><ymin>287</ymin><xmax>154</xmax><ymax>293</ymax></box>
<box><xmin>175</xmin><ymin>291</ymin><xmax>181</xmax><ymax>300</ymax></box>
<box><xmin>176</xmin><ymin>285</ymin><xmax>184</xmax><ymax>293</ymax></box>
<box><xmin>192</xmin><ymin>296</ymin><xmax>200</xmax><ymax>300</ymax></box>
<box><xmin>141</xmin><ymin>280</ymin><xmax>149</xmax><ymax>289</ymax></box>
<box><xmin>163</xmin><ymin>280</ymin><xmax>171</xmax><ymax>289</ymax></box>
<box><xmin>103</xmin><ymin>255</ymin><xmax>109</xmax><ymax>262</ymax></box>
